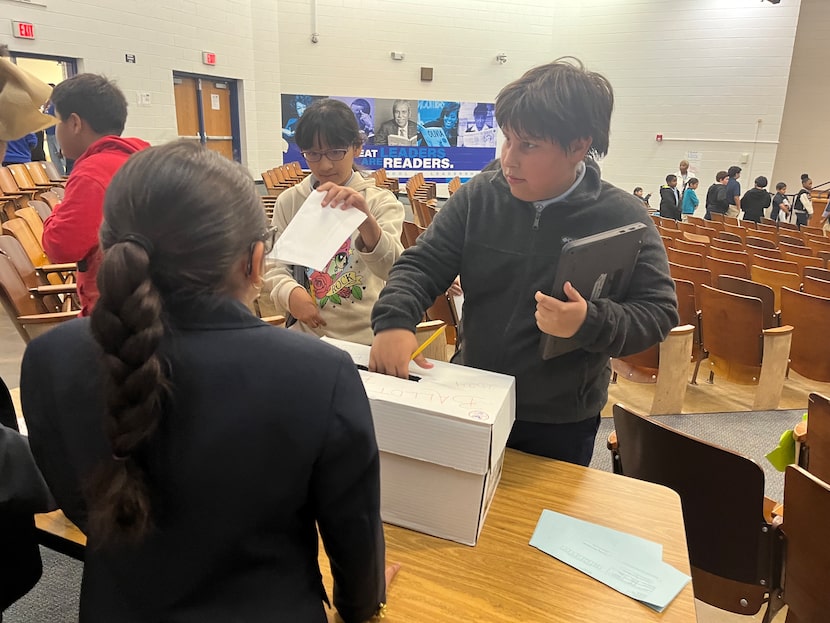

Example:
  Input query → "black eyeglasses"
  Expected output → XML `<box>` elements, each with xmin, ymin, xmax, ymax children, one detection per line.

<box><xmin>247</xmin><ymin>226</ymin><xmax>277</xmax><ymax>275</ymax></box>
<box><xmin>301</xmin><ymin>148</ymin><xmax>350</xmax><ymax>163</ymax></box>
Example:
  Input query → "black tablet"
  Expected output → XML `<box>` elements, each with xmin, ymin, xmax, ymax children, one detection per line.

<box><xmin>540</xmin><ymin>222</ymin><xmax>647</xmax><ymax>360</ymax></box>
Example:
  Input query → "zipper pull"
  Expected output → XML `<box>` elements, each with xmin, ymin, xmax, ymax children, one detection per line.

<box><xmin>532</xmin><ymin>203</ymin><xmax>544</xmax><ymax>230</ymax></box>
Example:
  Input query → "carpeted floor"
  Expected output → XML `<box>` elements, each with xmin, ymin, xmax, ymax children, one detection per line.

<box><xmin>590</xmin><ymin>408</ymin><xmax>806</xmax><ymax>503</ymax></box>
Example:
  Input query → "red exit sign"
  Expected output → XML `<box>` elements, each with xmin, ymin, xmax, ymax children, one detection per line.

<box><xmin>13</xmin><ymin>21</ymin><xmax>35</xmax><ymax>40</ymax></box>
<box><xmin>202</xmin><ymin>51</ymin><xmax>216</xmax><ymax>66</ymax></box>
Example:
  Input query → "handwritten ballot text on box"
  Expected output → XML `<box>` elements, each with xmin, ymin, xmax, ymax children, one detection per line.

<box><xmin>530</xmin><ymin>509</ymin><xmax>691</xmax><ymax>612</ymax></box>
<box><xmin>323</xmin><ymin>338</ymin><xmax>515</xmax><ymax>545</ymax></box>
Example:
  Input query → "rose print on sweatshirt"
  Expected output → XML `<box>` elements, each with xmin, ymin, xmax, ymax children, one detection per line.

<box><xmin>307</xmin><ymin>238</ymin><xmax>364</xmax><ymax>308</ymax></box>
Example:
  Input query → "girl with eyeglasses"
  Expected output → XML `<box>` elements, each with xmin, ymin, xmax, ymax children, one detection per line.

<box><xmin>266</xmin><ymin>98</ymin><xmax>405</xmax><ymax>345</ymax></box>
<box><xmin>21</xmin><ymin>141</ymin><xmax>389</xmax><ymax>622</ymax></box>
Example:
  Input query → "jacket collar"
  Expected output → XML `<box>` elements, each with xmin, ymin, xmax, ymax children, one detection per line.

<box><xmin>486</xmin><ymin>157</ymin><xmax>604</xmax><ymax>207</ymax></box>
<box><xmin>162</xmin><ymin>294</ymin><xmax>266</xmax><ymax>331</ymax></box>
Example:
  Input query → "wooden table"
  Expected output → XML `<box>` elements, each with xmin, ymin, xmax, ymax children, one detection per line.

<box><xmin>36</xmin><ymin>450</ymin><xmax>696</xmax><ymax>622</ymax></box>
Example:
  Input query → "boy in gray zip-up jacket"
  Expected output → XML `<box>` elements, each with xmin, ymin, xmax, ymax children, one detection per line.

<box><xmin>370</xmin><ymin>58</ymin><xmax>678</xmax><ymax>465</ymax></box>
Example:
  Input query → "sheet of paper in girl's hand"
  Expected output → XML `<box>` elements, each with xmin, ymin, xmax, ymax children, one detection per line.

<box><xmin>270</xmin><ymin>190</ymin><xmax>367</xmax><ymax>271</ymax></box>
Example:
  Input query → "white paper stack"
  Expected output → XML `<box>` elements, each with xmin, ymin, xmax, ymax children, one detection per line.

<box><xmin>323</xmin><ymin>338</ymin><xmax>516</xmax><ymax>545</ymax></box>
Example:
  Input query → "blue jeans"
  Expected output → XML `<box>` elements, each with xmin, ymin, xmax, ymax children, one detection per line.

<box><xmin>45</xmin><ymin>133</ymin><xmax>65</xmax><ymax>176</ymax></box>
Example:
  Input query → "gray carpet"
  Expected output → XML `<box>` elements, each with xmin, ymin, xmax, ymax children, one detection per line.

<box><xmin>590</xmin><ymin>408</ymin><xmax>806</xmax><ymax>503</ymax></box>
<box><xmin>4</xmin><ymin>408</ymin><xmax>804</xmax><ymax>622</ymax></box>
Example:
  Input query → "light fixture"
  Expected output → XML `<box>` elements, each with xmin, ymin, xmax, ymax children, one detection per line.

<box><xmin>495</xmin><ymin>53</ymin><xmax>508</xmax><ymax>65</ymax></box>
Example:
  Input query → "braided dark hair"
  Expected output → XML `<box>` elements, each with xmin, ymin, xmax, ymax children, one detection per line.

<box><xmin>87</xmin><ymin>141</ymin><xmax>265</xmax><ymax>544</ymax></box>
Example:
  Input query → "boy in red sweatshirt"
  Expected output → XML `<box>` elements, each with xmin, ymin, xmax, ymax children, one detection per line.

<box><xmin>42</xmin><ymin>74</ymin><xmax>149</xmax><ymax>315</ymax></box>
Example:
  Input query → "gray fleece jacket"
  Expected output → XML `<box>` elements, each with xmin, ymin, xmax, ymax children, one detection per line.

<box><xmin>372</xmin><ymin>159</ymin><xmax>678</xmax><ymax>424</ymax></box>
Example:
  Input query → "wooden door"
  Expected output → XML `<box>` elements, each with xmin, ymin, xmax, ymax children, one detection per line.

<box><xmin>173</xmin><ymin>76</ymin><xmax>201</xmax><ymax>143</ymax></box>
<box><xmin>172</xmin><ymin>76</ymin><xmax>238</xmax><ymax>161</ymax></box>
<box><xmin>201</xmin><ymin>80</ymin><xmax>234</xmax><ymax>160</ymax></box>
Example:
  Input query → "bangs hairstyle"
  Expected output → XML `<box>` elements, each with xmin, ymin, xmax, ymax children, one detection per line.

<box><xmin>294</xmin><ymin>99</ymin><xmax>363</xmax><ymax>150</ymax></box>
<box><xmin>495</xmin><ymin>57</ymin><xmax>614</xmax><ymax>158</ymax></box>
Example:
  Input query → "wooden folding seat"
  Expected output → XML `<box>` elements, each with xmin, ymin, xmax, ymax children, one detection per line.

<box><xmin>717</xmin><ymin>230</ymin><xmax>742</xmax><ymax>244</ymax></box>
<box><xmin>723</xmin><ymin>216</ymin><xmax>740</xmax><ymax>226</ymax></box>
<box><xmin>650</xmin><ymin>214</ymin><xmax>660</xmax><ymax>226</ymax></box>
<box><xmin>23</xmin><ymin>162</ymin><xmax>56</xmax><ymax>189</ymax></box>
<box><xmin>673</xmin><ymin>238</ymin><xmax>707</xmax><ymax>256</ymax></box>
<box><xmin>710</xmin><ymin>237</ymin><xmax>743</xmax><ymax>252</ymax></box>
<box><xmin>746</xmin><ymin>245</ymin><xmax>782</xmax><ymax>260</ymax></box>
<box><xmin>757</xmin><ymin>222</ymin><xmax>778</xmax><ymax>235</ymax></box>
<box><xmin>698</xmin><ymin>284</ymin><xmax>792</xmax><ymax>408</ymax></box>
<box><xmin>288</xmin><ymin>161</ymin><xmax>309</xmax><ymax>180</ymax></box>
<box><xmin>41</xmin><ymin>161</ymin><xmax>67</xmax><ymax>185</ymax></box>
<box><xmin>800</xmin><ymin>225</ymin><xmax>826</xmax><ymax>238</ymax></box>
<box><xmin>795</xmin><ymin>393</ymin><xmax>830</xmax><ymax>483</ymax></box>
<box><xmin>610</xmin><ymin>279</ymin><xmax>697</xmax><ymax>414</ymax></box>
<box><xmin>751</xmin><ymin>265</ymin><xmax>801</xmax><ymax>312</ymax></box>
<box><xmin>0</xmin><ymin>236</ymin><xmax>74</xmax><ymax>313</ymax></box>
<box><xmin>657</xmin><ymin>225</ymin><xmax>679</xmax><ymax>240</ymax></box>
<box><xmin>379</xmin><ymin>169</ymin><xmax>400</xmax><ymax>194</ymax></box>
<box><xmin>777</xmin><ymin>465</ymin><xmax>830</xmax><ymax>622</ymax></box>
<box><xmin>802</xmin><ymin>276</ymin><xmax>830</xmax><ymax>298</ymax></box>
<box><xmin>682</xmin><ymin>231</ymin><xmax>710</xmax><ymax>245</ymax></box>
<box><xmin>656</xmin><ymin>215</ymin><xmax>678</xmax><ymax>229</ymax></box>
<box><xmin>400</xmin><ymin>221</ymin><xmax>425</xmax><ymax>249</ymax></box>
<box><xmin>804</xmin><ymin>235</ymin><xmax>830</xmax><ymax>256</ymax></box>
<box><xmin>49</xmin><ymin>186</ymin><xmax>64</xmax><ymax>200</ymax></box>
<box><xmin>0</xmin><ymin>252</ymin><xmax>78</xmax><ymax>342</ymax></box>
<box><xmin>717</xmin><ymin>275</ymin><xmax>778</xmax><ymax>328</ymax></box>
<box><xmin>13</xmin><ymin>208</ymin><xmax>46</xmax><ymax>247</ymax></box>
<box><xmin>687</xmin><ymin>216</ymin><xmax>705</xmax><ymax>226</ymax></box>
<box><xmin>666</xmin><ymin>247</ymin><xmax>704</xmax><ymax>268</ymax></box>
<box><xmin>677</xmin><ymin>222</ymin><xmax>697</xmax><ymax>235</ymax></box>
<box><xmin>1</xmin><ymin>218</ymin><xmax>47</xmax><ymax>267</ymax></box>
<box><xmin>745</xmin><ymin>230</ymin><xmax>777</xmax><ymax>247</ymax></box>
<box><xmin>781</xmin><ymin>287</ymin><xmax>830</xmax><ymax>383</ymax></box>
<box><xmin>704</xmin><ymin>220</ymin><xmax>725</xmax><ymax>232</ymax></box>
<box><xmin>803</xmin><ymin>265</ymin><xmax>830</xmax><ymax>282</ymax></box>
<box><xmin>751</xmin><ymin>254</ymin><xmax>799</xmax><ymax>275</ymax></box>
<box><xmin>26</xmin><ymin>200</ymin><xmax>51</xmax><ymax>223</ymax></box>
<box><xmin>669</xmin><ymin>263</ymin><xmax>712</xmax><ymax>308</ymax></box>
<box><xmin>447</xmin><ymin>176</ymin><xmax>461</xmax><ymax>196</ymax></box>
<box><xmin>660</xmin><ymin>236</ymin><xmax>673</xmax><ymax>249</ymax></box>
<box><xmin>782</xmin><ymin>251</ymin><xmax>823</xmax><ymax>278</ymax></box>
<box><xmin>0</xmin><ymin>168</ymin><xmax>31</xmax><ymax>209</ymax></box>
<box><xmin>696</xmin><ymin>225</ymin><xmax>719</xmax><ymax>239</ymax></box>
<box><xmin>611</xmin><ymin>403</ymin><xmax>783</xmax><ymax>620</ymax></box>
<box><xmin>778</xmin><ymin>221</ymin><xmax>799</xmax><ymax>231</ymax></box>
<box><xmin>425</xmin><ymin>296</ymin><xmax>458</xmax><ymax>345</ymax></box>
<box><xmin>745</xmin><ymin>235</ymin><xmax>776</xmax><ymax>250</ymax></box>
<box><xmin>38</xmin><ymin>190</ymin><xmax>61</xmax><ymax>211</ymax></box>
<box><xmin>710</xmin><ymin>213</ymin><xmax>726</xmax><ymax>223</ymax></box>
<box><xmin>818</xmin><ymin>250</ymin><xmax>830</xmax><ymax>268</ymax></box>
<box><xmin>778</xmin><ymin>232</ymin><xmax>805</xmax><ymax>246</ymax></box>
<box><xmin>741</xmin><ymin>220</ymin><xmax>758</xmax><ymax>230</ymax></box>
<box><xmin>5</xmin><ymin>164</ymin><xmax>51</xmax><ymax>195</ymax></box>
<box><xmin>777</xmin><ymin>242</ymin><xmax>812</xmax><ymax>258</ymax></box>
<box><xmin>705</xmin><ymin>256</ymin><xmax>749</xmax><ymax>280</ymax></box>
<box><xmin>708</xmin><ymin>246</ymin><xmax>749</xmax><ymax>265</ymax></box>
<box><xmin>761</xmin><ymin>217</ymin><xmax>777</xmax><ymax>226</ymax></box>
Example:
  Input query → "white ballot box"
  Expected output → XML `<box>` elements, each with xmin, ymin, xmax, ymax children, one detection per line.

<box><xmin>323</xmin><ymin>338</ymin><xmax>516</xmax><ymax>545</ymax></box>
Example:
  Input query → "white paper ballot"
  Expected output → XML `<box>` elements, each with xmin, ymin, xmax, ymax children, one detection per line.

<box><xmin>270</xmin><ymin>190</ymin><xmax>367</xmax><ymax>271</ymax></box>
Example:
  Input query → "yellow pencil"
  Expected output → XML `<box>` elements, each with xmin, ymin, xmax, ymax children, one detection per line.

<box><xmin>410</xmin><ymin>326</ymin><xmax>447</xmax><ymax>360</ymax></box>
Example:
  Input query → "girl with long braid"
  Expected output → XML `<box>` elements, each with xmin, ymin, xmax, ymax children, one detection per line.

<box><xmin>21</xmin><ymin>141</ymin><xmax>389</xmax><ymax>623</ymax></box>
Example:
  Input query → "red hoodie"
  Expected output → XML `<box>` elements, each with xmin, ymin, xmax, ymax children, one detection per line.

<box><xmin>42</xmin><ymin>135</ymin><xmax>150</xmax><ymax>316</ymax></box>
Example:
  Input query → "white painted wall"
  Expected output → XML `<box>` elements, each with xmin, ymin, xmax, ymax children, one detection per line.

<box><xmin>0</xmin><ymin>0</ymin><xmax>810</xmax><ymax>195</ymax></box>
<box><xmin>276</xmin><ymin>0</ymin><xmax>801</xmax><ymax>196</ymax></box>
<box><xmin>1</xmin><ymin>0</ymin><xmax>283</xmax><ymax>175</ymax></box>
<box><xmin>773</xmin><ymin>0</ymin><xmax>830</xmax><ymax>194</ymax></box>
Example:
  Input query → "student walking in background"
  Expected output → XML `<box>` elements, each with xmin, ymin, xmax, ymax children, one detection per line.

<box><xmin>659</xmin><ymin>174</ymin><xmax>681</xmax><ymax>220</ymax></box>
<box><xmin>741</xmin><ymin>176</ymin><xmax>772</xmax><ymax>223</ymax></box>
<box><xmin>681</xmin><ymin>177</ymin><xmax>699</xmax><ymax>221</ymax></box>
<box><xmin>771</xmin><ymin>182</ymin><xmax>790</xmax><ymax>222</ymax></box>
